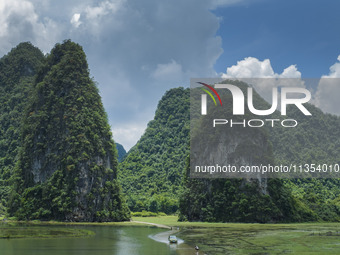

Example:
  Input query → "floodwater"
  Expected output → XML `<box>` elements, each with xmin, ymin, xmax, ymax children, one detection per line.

<box><xmin>0</xmin><ymin>225</ymin><xmax>204</xmax><ymax>255</ymax></box>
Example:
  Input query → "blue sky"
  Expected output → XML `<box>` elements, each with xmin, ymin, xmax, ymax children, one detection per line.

<box><xmin>0</xmin><ymin>0</ymin><xmax>339</xmax><ymax>149</ymax></box>
<box><xmin>214</xmin><ymin>0</ymin><xmax>340</xmax><ymax>77</ymax></box>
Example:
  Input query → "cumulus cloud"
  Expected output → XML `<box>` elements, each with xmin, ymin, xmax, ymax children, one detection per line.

<box><xmin>84</xmin><ymin>0</ymin><xmax>123</xmax><ymax>19</ymax></box>
<box><xmin>222</xmin><ymin>57</ymin><xmax>303</xmax><ymax>102</ymax></box>
<box><xmin>70</xmin><ymin>13</ymin><xmax>81</xmax><ymax>28</ymax></box>
<box><xmin>221</xmin><ymin>56</ymin><xmax>340</xmax><ymax>116</ymax></box>
<box><xmin>0</xmin><ymin>0</ymin><xmax>59</xmax><ymax>55</ymax></box>
<box><xmin>314</xmin><ymin>55</ymin><xmax>340</xmax><ymax>115</ymax></box>
<box><xmin>222</xmin><ymin>57</ymin><xmax>301</xmax><ymax>78</ymax></box>
<box><xmin>322</xmin><ymin>55</ymin><xmax>340</xmax><ymax>78</ymax></box>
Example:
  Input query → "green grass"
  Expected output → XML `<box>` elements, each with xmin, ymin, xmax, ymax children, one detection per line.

<box><xmin>0</xmin><ymin>226</ymin><xmax>95</xmax><ymax>239</ymax></box>
<box><xmin>132</xmin><ymin>216</ymin><xmax>340</xmax><ymax>254</ymax></box>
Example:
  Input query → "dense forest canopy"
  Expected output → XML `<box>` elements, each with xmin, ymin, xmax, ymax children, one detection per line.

<box><xmin>119</xmin><ymin>87</ymin><xmax>189</xmax><ymax>214</ymax></box>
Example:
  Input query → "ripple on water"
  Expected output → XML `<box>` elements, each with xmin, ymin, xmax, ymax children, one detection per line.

<box><xmin>148</xmin><ymin>229</ymin><xmax>184</xmax><ymax>245</ymax></box>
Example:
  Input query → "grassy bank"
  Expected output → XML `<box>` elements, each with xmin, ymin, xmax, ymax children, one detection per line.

<box><xmin>0</xmin><ymin>226</ymin><xmax>94</xmax><ymax>239</ymax></box>
<box><xmin>133</xmin><ymin>216</ymin><xmax>340</xmax><ymax>254</ymax></box>
<box><xmin>132</xmin><ymin>215</ymin><xmax>340</xmax><ymax>228</ymax></box>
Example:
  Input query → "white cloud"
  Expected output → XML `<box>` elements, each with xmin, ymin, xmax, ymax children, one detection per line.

<box><xmin>314</xmin><ymin>55</ymin><xmax>340</xmax><ymax>115</ymax></box>
<box><xmin>222</xmin><ymin>57</ymin><xmax>301</xmax><ymax>78</ymax></box>
<box><xmin>71</xmin><ymin>13</ymin><xmax>81</xmax><ymax>28</ymax></box>
<box><xmin>322</xmin><ymin>55</ymin><xmax>340</xmax><ymax>78</ymax></box>
<box><xmin>151</xmin><ymin>60</ymin><xmax>183</xmax><ymax>82</ymax></box>
<box><xmin>0</xmin><ymin>0</ymin><xmax>59</xmax><ymax>55</ymax></box>
<box><xmin>222</xmin><ymin>57</ymin><xmax>303</xmax><ymax>102</ymax></box>
<box><xmin>279</xmin><ymin>65</ymin><xmax>301</xmax><ymax>78</ymax></box>
<box><xmin>112</xmin><ymin>122</ymin><xmax>148</xmax><ymax>151</ymax></box>
<box><xmin>85</xmin><ymin>0</ymin><xmax>123</xmax><ymax>20</ymax></box>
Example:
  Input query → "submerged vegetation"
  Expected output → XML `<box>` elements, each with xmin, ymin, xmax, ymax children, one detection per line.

<box><xmin>0</xmin><ymin>225</ymin><xmax>94</xmax><ymax>239</ymax></box>
<box><xmin>132</xmin><ymin>216</ymin><xmax>340</xmax><ymax>254</ymax></box>
<box><xmin>178</xmin><ymin>223</ymin><xmax>340</xmax><ymax>255</ymax></box>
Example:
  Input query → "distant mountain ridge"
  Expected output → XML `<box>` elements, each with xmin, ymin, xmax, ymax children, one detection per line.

<box><xmin>116</xmin><ymin>143</ymin><xmax>127</xmax><ymax>162</ymax></box>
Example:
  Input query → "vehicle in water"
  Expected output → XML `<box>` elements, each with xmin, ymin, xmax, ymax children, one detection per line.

<box><xmin>168</xmin><ymin>235</ymin><xmax>178</xmax><ymax>243</ymax></box>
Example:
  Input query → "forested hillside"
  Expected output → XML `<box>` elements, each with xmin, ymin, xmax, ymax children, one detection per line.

<box><xmin>119</xmin><ymin>88</ymin><xmax>189</xmax><ymax>214</ymax></box>
<box><xmin>269</xmin><ymin>103</ymin><xmax>340</xmax><ymax>221</ymax></box>
<box><xmin>180</xmin><ymin>81</ymin><xmax>315</xmax><ymax>222</ymax></box>
<box><xmin>0</xmin><ymin>41</ymin><xmax>129</xmax><ymax>221</ymax></box>
<box><xmin>179</xmin><ymin>158</ymin><xmax>315</xmax><ymax>222</ymax></box>
<box><xmin>120</xmin><ymin>80</ymin><xmax>339</xmax><ymax>222</ymax></box>
<box><xmin>0</xmin><ymin>43</ymin><xmax>45</xmax><ymax>214</ymax></box>
<box><xmin>182</xmin><ymin>81</ymin><xmax>340</xmax><ymax>222</ymax></box>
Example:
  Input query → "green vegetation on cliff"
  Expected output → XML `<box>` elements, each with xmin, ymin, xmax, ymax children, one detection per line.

<box><xmin>180</xmin><ymin>81</ymin><xmax>315</xmax><ymax>222</ymax></box>
<box><xmin>119</xmin><ymin>87</ymin><xmax>189</xmax><ymax>214</ymax></box>
<box><xmin>3</xmin><ymin>41</ymin><xmax>129</xmax><ymax>221</ymax></box>
<box><xmin>0</xmin><ymin>42</ymin><xmax>45</xmax><ymax>214</ymax></box>
<box><xmin>179</xmin><ymin>80</ymin><xmax>339</xmax><ymax>222</ymax></box>
<box><xmin>269</xmin><ymin>103</ymin><xmax>340</xmax><ymax>221</ymax></box>
<box><xmin>120</xmin><ymin>80</ymin><xmax>339</xmax><ymax>222</ymax></box>
<box><xmin>179</xmin><ymin>157</ymin><xmax>315</xmax><ymax>222</ymax></box>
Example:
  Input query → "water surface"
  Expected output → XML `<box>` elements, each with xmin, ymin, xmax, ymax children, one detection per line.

<box><xmin>0</xmin><ymin>225</ymin><xmax>188</xmax><ymax>255</ymax></box>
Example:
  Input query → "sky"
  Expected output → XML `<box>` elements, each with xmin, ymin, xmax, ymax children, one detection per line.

<box><xmin>0</xmin><ymin>0</ymin><xmax>339</xmax><ymax>150</ymax></box>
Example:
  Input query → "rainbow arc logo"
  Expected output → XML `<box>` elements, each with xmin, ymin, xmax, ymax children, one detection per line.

<box><xmin>198</xmin><ymin>82</ymin><xmax>222</xmax><ymax>106</ymax></box>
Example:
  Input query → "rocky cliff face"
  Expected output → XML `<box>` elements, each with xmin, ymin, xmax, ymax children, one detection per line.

<box><xmin>9</xmin><ymin>41</ymin><xmax>129</xmax><ymax>221</ymax></box>
<box><xmin>190</xmin><ymin>81</ymin><xmax>274</xmax><ymax>190</ymax></box>
<box><xmin>0</xmin><ymin>42</ymin><xmax>45</xmax><ymax>208</ymax></box>
<box><xmin>179</xmin><ymin>80</ymin><xmax>312</xmax><ymax>223</ymax></box>
<box><xmin>191</xmin><ymin>127</ymin><xmax>271</xmax><ymax>193</ymax></box>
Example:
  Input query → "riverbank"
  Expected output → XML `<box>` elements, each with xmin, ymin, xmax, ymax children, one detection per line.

<box><xmin>0</xmin><ymin>226</ymin><xmax>95</xmax><ymax>239</ymax></box>
<box><xmin>130</xmin><ymin>220</ymin><xmax>172</xmax><ymax>229</ymax></box>
<box><xmin>132</xmin><ymin>216</ymin><xmax>340</xmax><ymax>254</ymax></box>
<box><xmin>131</xmin><ymin>215</ymin><xmax>340</xmax><ymax>229</ymax></box>
<box><xmin>2</xmin><ymin>216</ymin><xmax>340</xmax><ymax>254</ymax></box>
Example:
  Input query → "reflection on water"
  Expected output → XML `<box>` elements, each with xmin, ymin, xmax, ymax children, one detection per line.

<box><xmin>0</xmin><ymin>225</ymin><xmax>206</xmax><ymax>255</ymax></box>
<box><xmin>0</xmin><ymin>225</ymin><xmax>177</xmax><ymax>255</ymax></box>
